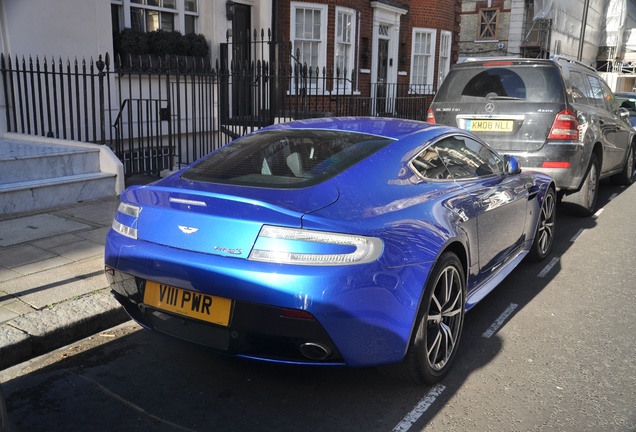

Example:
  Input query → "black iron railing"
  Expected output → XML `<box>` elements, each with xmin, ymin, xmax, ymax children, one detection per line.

<box><xmin>0</xmin><ymin>54</ymin><xmax>107</xmax><ymax>143</ymax></box>
<box><xmin>1</xmin><ymin>30</ymin><xmax>435</xmax><ymax>176</ymax></box>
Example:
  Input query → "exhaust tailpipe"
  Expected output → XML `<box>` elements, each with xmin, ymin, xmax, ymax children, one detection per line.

<box><xmin>299</xmin><ymin>342</ymin><xmax>332</xmax><ymax>361</ymax></box>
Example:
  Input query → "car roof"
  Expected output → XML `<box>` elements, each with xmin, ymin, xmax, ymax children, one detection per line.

<box><xmin>256</xmin><ymin>117</ymin><xmax>451</xmax><ymax>141</ymax></box>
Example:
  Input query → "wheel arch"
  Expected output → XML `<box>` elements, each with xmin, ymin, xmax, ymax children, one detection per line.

<box><xmin>407</xmin><ymin>240</ymin><xmax>469</xmax><ymax>342</ymax></box>
<box><xmin>549</xmin><ymin>180</ymin><xmax>558</xmax><ymax>197</ymax></box>
<box><xmin>442</xmin><ymin>240</ymin><xmax>469</xmax><ymax>283</ymax></box>
<box><xmin>392</xmin><ymin>242</ymin><xmax>469</xmax><ymax>383</ymax></box>
<box><xmin>592</xmin><ymin>141</ymin><xmax>603</xmax><ymax>170</ymax></box>
<box><xmin>628</xmin><ymin>137</ymin><xmax>636</xmax><ymax>163</ymax></box>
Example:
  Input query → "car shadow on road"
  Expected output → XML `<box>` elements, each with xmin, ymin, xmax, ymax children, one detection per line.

<box><xmin>0</xmin><ymin>316</ymin><xmax>502</xmax><ymax>431</ymax></box>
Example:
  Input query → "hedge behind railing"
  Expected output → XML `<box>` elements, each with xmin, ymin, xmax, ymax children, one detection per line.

<box><xmin>114</xmin><ymin>29</ymin><xmax>209</xmax><ymax>58</ymax></box>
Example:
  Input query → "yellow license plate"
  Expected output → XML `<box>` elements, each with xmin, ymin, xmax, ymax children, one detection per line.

<box><xmin>468</xmin><ymin>119</ymin><xmax>514</xmax><ymax>132</ymax></box>
<box><xmin>143</xmin><ymin>281</ymin><xmax>232</xmax><ymax>326</ymax></box>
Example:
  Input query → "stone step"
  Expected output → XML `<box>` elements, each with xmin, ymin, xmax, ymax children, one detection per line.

<box><xmin>0</xmin><ymin>142</ymin><xmax>100</xmax><ymax>184</ymax></box>
<box><xmin>0</xmin><ymin>172</ymin><xmax>117</xmax><ymax>214</ymax></box>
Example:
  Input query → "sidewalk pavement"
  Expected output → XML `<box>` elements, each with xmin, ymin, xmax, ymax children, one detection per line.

<box><xmin>0</xmin><ymin>195</ymin><xmax>132</xmax><ymax>370</ymax></box>
<box><xmin>0</xmin><ymin>173</ymin><xmax>159</xmax><ymax>370</ymax></box>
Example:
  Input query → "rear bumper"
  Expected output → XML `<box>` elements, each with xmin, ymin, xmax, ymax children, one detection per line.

<box><xmin>503</xmin><ymin>142</ymin><xmax>588</xmax><ymax>191</ymax></box>
<box><xmin>105</xmin><ymin>230</ymin><xmax>433</xmax><ymax>367</ymax></box>
<box><xmin>108</xmin><ymin>270</ymin><xmax>344</xmax><ymax>364</ymax></box>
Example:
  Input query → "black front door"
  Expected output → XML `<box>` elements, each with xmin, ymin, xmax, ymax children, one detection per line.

<box><xmin>376</xmin><ymin>38</ymin><xmax>389</xmax><ymax>115</ymax></box>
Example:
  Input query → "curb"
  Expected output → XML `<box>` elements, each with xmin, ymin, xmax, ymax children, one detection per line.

<box><xmin>0</xmin><ymin>290</ymin><xmax>129</xmax><ymax>370</ymax></box>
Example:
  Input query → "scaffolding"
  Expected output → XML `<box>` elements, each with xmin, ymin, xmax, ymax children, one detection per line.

<box><xmin>524</xmin><ymin>0</ymin><xmax>633</xmax><ymax>67</ymax></box>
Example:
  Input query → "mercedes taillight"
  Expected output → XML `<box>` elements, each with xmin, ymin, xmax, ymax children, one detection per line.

<box><xmin>426</xmin><ymin>108</ymin><xmax>435</xmax><ymax>123</ymax></box>
<box><xmin>547</xmin><ymin>109</ymin><xmax>578</xmax><ymax>140</ymax></box>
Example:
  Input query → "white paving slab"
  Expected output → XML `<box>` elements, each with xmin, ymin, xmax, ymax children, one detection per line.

<box><xmin>0</xmin><ymin>214</ymin><xmax>90</xmax><ymax>247</ymax></box>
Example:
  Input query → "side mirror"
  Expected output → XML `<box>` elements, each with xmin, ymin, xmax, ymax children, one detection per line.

<box><xmin>504</xmin><ymin>155</ymin><xmax>522</xmax><ymax>175</ymax></box>
<box><xmin>619</xmin><ymin>107</ymin><xmax>630</xmax><ymax>119</ymax></box>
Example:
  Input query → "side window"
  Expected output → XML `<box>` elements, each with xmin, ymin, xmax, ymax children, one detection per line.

<box><xmin>616</xmin><ymin>94</ymin><xmax>636</xmax><ymax>114</ymax></box>
<box><xmin>569</xmin><ymin>71</ymin><xmax>591</xmax><ymax>105</ymax></box>
<box><xmin>587</xmin><ymin>75</ymin><xmax>608</xmax><ymax>110</ymax></box>
<box><xmin>600</xmin><ymin>80</ymin><xmax>619</xmax><ymax>112</ymax></box>
<box><xmin>435</xmin><ymin>136</ymin><xmax>503</xmax><ymax>180</ymax></box>
<box><xmin>410</xmin><ymin>146</ymin><xmax>452</xmax><ymax>180</ymax></box>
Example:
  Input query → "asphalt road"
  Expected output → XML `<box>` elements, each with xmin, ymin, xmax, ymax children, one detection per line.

<box><xmin>1</xmin><ymin>180</ymin><xmax>635</xmax><ymax>432</ymax></box>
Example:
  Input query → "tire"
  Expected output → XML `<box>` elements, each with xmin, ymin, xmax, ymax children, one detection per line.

<box><xmin>528</xmin><ymin>187</ymin><xmax>556</xmax><ymax>262</ymax></box>
<box><xmin>562</xmin><ymin>154</ymin><xmax>600</xmax><ymax>217</ymax></box>
<box><xmin>611</xmin><ymin>143</ymin><xmax>635</xmax><ymax>186</ymax></box>
<box><xmin>382</xmin><ymin>252</ymin><xmax>465</xmax><ymax>384</ymax></box>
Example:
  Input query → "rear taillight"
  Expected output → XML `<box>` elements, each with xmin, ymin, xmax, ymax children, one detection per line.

<box><xmin>112</xmin><ymin>202</ymin><xmax>141</xmax><ymax>239</ymax></box>
<box><xmin>483</xmin><ymin>61</ymin><xmax>514</xmax><ymax>67</ymax></box>
<box><xmin>249</xmin><ymin>225</ymin><xmax>383</xmax><ymax>266</ymax></box>
<box><xmin>548</xmin><ymin>109</ymin><xmax>579</xmax><ymax>140</ymax></box>
<box><xmin>426</xmin><ymin>108</ymin><xmax>435</xmax><ymax>123</ymax></box>
<box><xmin>542</xmin><ymin>161</ymin><xmax>571</xmax><ymax>169</ymax></box>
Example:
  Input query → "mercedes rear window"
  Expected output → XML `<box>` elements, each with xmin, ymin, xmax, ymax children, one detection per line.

<box><xmin>437</xmin><ymin>64</ymin><xmax>564</xmax><ymax>103</ymax></box>
<box><xmin>181</xmin><ymin>130</ymin><xmax>393</xmax><ymax>188</ymax></box>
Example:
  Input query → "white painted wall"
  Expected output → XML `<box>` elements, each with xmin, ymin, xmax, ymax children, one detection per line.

<box><xmin>1</xmin><ymin>0</ymin><xmax>112</xmax><ymax>59</ymax></box>
<box><xmin>533</xmin><ymin>0</ymin><xmax>605</xmax><ymax>65</ymax></box>
<box><xmin>0</xmin><ymin>0</ymin><xmax>272</xmax><ymax>60</ymax></box>
<box><xmin>0</xmin><ymin>0</ymin><xmax>275</xmax><ymax>137</ymax></box>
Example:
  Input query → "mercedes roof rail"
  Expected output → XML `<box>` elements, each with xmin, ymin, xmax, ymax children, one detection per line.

<box><xmin>550</xmin><ymin>55</ymin><xmax>597</xmax><ymax>72</ymax></box>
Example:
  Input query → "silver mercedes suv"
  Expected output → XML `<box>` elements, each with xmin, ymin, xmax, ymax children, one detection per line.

<box><xmin>428</xmin><ymin>56</ymin><xmax>636</xmax><ymax>216</ymax></box>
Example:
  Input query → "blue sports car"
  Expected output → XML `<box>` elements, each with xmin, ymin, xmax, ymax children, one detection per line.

<box><xmin>105</xmin><ymin>117</ymin><xmax>556</xmax><ymax>384</ymax></box>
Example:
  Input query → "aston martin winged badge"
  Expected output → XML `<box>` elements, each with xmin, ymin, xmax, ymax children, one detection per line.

<box><xmin>178</xmin><ymin>226</ymin><xmax>199</xmax><ymax>234</ymax></box>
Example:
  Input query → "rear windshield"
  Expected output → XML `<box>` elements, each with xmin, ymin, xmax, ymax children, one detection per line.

<box><xmin>181</xmin><ymin>130</ymin><xmax>393</xmax><ymax>188</ymax></box>
<box><xmin>437</xmin><ymin>64</ymin><xmax>564</xmax><ymax>103</ymax></box>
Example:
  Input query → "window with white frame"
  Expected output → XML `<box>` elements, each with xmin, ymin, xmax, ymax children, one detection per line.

<box><xmin>182</xmin><ymin>0</ymin><xmax>197</xmax><ymax>34</ymax></box>
<box><xmin>438</xmin><ymin>30</ymin><xmax>452</xmax><ymax>88</ymax></box>
<box><xmin>334</xmin><ymin>7</ymin><xmax>356</xmax><ymax>91</ymax></box>
<box><xmin>410</xmin><ymin>28</ymin><xmax>436</xmax><ymax>94</ymax></box>
<box><xmin>291</xmin><ymin>2</ymin><xmax>328</xmax><ymax>92</ymax></box>
<box><xmin>112</xmin><ymin>0</ymin><xmax>198</xmax><ymax>34</ymax></box>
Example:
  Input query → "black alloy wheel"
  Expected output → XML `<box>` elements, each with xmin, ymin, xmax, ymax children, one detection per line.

<box><xmin>528</xmin><ymin>187</ymin><xmax>556</xmax><ymax>262</ymax></box>
<box><xmin>384</xmin><ymin>252</ymin><xmax>466</xmax><ymax>384</ymax></box>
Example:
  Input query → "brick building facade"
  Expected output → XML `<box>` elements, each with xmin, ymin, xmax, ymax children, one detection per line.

<box><xmin>274</xmin><ymin>0</ymin><xmax>461</xmax><ymax>100</ymax></box>
<box><xmin>458</xmin><ymin>0</ymin><xmax>512</xmax><ymax>59</ymax></box>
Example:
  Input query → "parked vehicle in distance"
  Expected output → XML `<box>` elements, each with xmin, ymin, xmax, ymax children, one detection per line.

<box><xmin>615</xmin><ymin>92</ymin><xmax>636</xmax><ymax>128</ymax></box>
<box><xmin>105</xmin><ymin>117</ymin><xmax>557</xmax><ymax>384</ymax></box>
<box><xmin>429</xmin><ymin>56</ymin><xmax>636</xmax><ymax>216</ymax></box>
